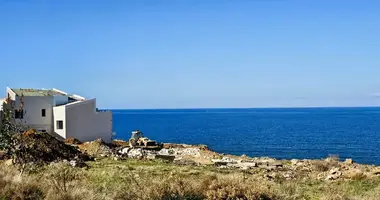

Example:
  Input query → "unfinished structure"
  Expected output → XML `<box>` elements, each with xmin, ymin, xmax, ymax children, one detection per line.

<box><xmin>0</xmin><ymin>87</ymin><xmax>113</xmax><ymax>142</ymax></box>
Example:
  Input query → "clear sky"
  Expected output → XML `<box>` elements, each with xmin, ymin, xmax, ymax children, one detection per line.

<box><xmin>1</xmin><ymin>0</ymin><xmax>379</xmax><ymax>109</ymax></box>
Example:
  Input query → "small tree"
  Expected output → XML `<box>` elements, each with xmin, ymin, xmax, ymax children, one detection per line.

<box><xmin>0</xmin><ymin>95</ymin><xmax>25</xmax><ymax>155</ymax></box>
<box><xmin>0</xmin><ymin>97</ymin><xmax>16</xmax><ymax>152</ymax></box>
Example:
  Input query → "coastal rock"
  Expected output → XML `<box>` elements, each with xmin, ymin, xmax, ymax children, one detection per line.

<box><xmin>158</xmin><ymin>148</ymin><xmax>176</xmax><ymax>156</ymax></box>
<box><xmin>264</xmin><ymin>172</ymin><xmax>277</xmax><ymax>180</ymax></box>
<box><xmin>146</xmin><ymin>152</ymin><xmax>156</xmax><ymax>160</ymax></box>
<box><xmin>291</xmin><ymin>159</ymin><xmax>299</xmax><ymax>166</ymax></box>
<box><xmin>228</xmin><ymin>162</ymin><xmax>258</xmax><ymax>169</ymax></box>
<box><xmin>344</xmin><ymin>169</ymin><xmax>365</xmax><ymax>180</ymax></box>
<box><xmin>344</xmin><ymin>158</ymin><xmax>354</xmax><ymax>165</ymax></box>
<box><xmin>4</xmin><ymin>159</ymin><xmax>13</xmax><ymax>166</ymax></box>
<box><xmin>180</xmin><ymin>148</ymin><xmax>201</xmax><ymax>156</ymax></box>
<box><xmin>212</xmin><ymin>157</ymin><xmax>238</xmax><ymax>166</ymax></box>
<box><xmin>119</xmin><ymin>147</ymin><xmax>130</xmax><ymax>155</ymax></box>
<box><xmin>258</xmin><ymin>160</ymin><xmax>283</xmax><ymax>169</ymax></box>
<box><xmin>258</xmin><ymin>158</ymin><xmax>277</xmax><ymax>163</ymax></box>
<box><xmin>326</xmin><ymin>167</ymin><xmax>342</xmax><ymax>180</ymax></box>
<box><xmin>158</xmin><ymin>147</ymin><xmax>201</xmax><ymax>157</ymax></box>
<box><xmin>128</xmin><ymin>148</ymin><xmax>144</xmax><ymax>158</ymax></box>
<box><xmin>269</xmin><ymin>161</ymin><xmax>283</xmax><ymax>168</ymax></box>
<box><xmin>372</xmin><ymin>167</ymin><xmax>380</xmax><ymax>176</ymax></box>
<box><xmin>69</xmin><ymin>160</ymin><xmax>77</xmax><ymax>167</ymax></box>
<box><xmin>283</xmin><ymin>172</ymin><xmax>295</xmax><ymax>180</ymax></box>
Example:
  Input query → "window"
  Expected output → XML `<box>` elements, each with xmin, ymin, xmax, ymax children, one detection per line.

<box><xmin>42</xmin><ymin>109</ymin><xmax>46</xmax><ymax>117</ymax></box>
<box><xmin>57</xmin><ymin>120</ymin><xmax>63</xmax><ymax>130</ymax></box>
<box><xmin>15</xmin><ymin>109</ymin><xmax>24</xmax><ymax>119</ymax></box>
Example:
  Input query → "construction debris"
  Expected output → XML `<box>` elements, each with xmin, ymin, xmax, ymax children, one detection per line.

<box><xmin>13</xmin><ymin>129</ymin><xmax>90</xmax><ymax>166</ymax></box>
<box><xmin>128</xmin><ymin>130</ymin><xmax>160</xmax><ymax>149</ymax></box>
<box><xmin>64</xmin><ymin>138</ymin><xmax>82</xmax><ymax>145</ymax></box>
<box><xmin>77</xmin><ymin>138</ymin><xmax>114</xmax><ymax>157</ymax></box>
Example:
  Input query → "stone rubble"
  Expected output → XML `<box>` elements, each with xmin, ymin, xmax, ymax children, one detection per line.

<box><xmin>327</xmin><ymin>167</ymin><xmax>342</xmax><ymax>180</ymax></box>
<box><xmin>58</xmin><ymin>137</ymin><xmax>380</xmax><ymax>182</ymax></box>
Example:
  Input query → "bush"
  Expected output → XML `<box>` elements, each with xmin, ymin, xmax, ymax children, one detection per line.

<box><xmin>313</xmin><ymin>156</ymin><xmax>340</xmax><ymax>172</ymax></box>
<box><xmin>45</xmin><ymin>162</ymin><xmax>81</xmax><ymax>193</ymax></box>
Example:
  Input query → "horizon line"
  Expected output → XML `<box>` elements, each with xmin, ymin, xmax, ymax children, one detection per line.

<box><xmin>104</xmin><ymin>105</ymin><xmax>380</xmax><ymax>110</ymax></box>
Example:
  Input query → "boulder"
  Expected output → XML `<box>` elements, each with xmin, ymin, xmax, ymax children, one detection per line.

<box><xmin>229</xmin><ymin>162</ymin><xmax>257</xmax><ymax>169</ymax></box>
<box><xmin>372</xmin><ymin>168</ymin><xmax>380</xmax><ymax>176</ymax></box>
<box><xmin>344</xmin><ymin>158</ymin><xmax>354</xmax><ymax>165</ymax></box>
<box><xmin>4</xmin><ymin>159</ymin><xmax>13</xmax><ymax>166</ymax></box>
<box><xmin>345</xmin><ymin>169</ymin><xmax>365</xmax><ymax>180</ymax></box>
<box><xmin>326</xmin><ymin>167</ymin><xmax>342</xmax><ymax>180</ymax></box>
<box><xmin>128</xmin><ymin>148</ymin><xmax>143</xmax><ymax>158</ymax></box>
<box><xmin>119</xmin><ymin>148</ymin><xmax>130</xmax><ymax>155</ymax></box>
<box><xmin>291</xmin><ymin>159</ymin><xmax>299</xmax><ymax>165</ymax></box>
<box><xmin>158</xmin><ymin>148</ymin><xmax>176</xmax><ymax>156</ymax></box>
<box><xmin>212</xmin><ymin>157</ymin><xmax>238</xmax><ymax>166</ymax></box>
<box><xmin>269</xmin><ymin>161</ymin><xmax>283</xmax><ymax>167</ymax></box>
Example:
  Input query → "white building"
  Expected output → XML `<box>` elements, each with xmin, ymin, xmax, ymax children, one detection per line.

<box><xmin>0</xmin><ymin>87</ymin><xmax>113</xmax><ymax>142</ymax></box>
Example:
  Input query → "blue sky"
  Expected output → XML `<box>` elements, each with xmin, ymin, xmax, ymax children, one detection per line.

<box><xmin>1</xmin><ymin>0</ymin><xmax>379</xmax><ymax>108</ymax></box>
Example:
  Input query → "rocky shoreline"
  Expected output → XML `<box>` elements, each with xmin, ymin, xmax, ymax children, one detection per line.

<box><xmin>71</xmin><ymin>138</ymin><xmax>380</xmax><ymax>182</ymax></box>
<box><xmin>2</xmin><ymin>131</ymin><xmax>380</xmax><ymax>199</ymax></box>
<box><xmin>2</xmin><ymin>130</ymin><xmax>380</xmax><ymax>183</ymax></box>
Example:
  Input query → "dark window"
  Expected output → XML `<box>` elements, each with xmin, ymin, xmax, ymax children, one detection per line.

<box><xmin>42</xmin><ymin>109</ymin><xmax>46</xmax><ymax>117</ymax></box>
<box><xmin>57</xmin><ymin>120</ymin><xmax>63</xmax><ymax>129</ymax></box>
<box><xmin>41</xmin><ymin>130</ymin><xmax>46</xmax><ymax>133</ymax></box>
<box><xmin>15</xmin><ymin>110</ymin><xmax>24</xmax><ymax>119</ymax></box>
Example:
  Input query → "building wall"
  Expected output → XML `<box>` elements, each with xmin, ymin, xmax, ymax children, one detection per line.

<box><xmin>0</xmin><ymin>98</ymin><xmax>4</xmax><ymax>127</ymax></box>
<box><xmin>12</xmin><ymin>96</ymin><xmax>55</xmax><ymax>133</ymax></box>
<box><xmin>6</xmin><ymin>87</ymin><xmax>16</xmax><ymax>100</ymax></box>
<box><xmin>53</xmin><ymin>105</ymin><xmax>66</xmax><ymax>139</ymax></box>
<box><xmin>0</xmin><ymin>98</ymin><xmax>5</xmax><ymax>111</ymax></box>
<box><xmin>64</xmin><ymin>99</ymin><xmax>112</xmax><ymax>142</ymax></box>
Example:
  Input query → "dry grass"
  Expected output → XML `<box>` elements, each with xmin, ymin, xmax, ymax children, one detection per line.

<box><xmin>313</xmin><ymin>156</ymin><xmax>341</xmax><ymax>172</ymax></box>
<box><xmin>1</xmin><ymin>159</ymin><xmax>380</xmax><ymax>200</ymax></box>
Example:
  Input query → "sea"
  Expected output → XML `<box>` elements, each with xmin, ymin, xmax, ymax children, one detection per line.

<box><xmin>112</xmin><ymin>107</ymin><xmax>380</xmax><ymax>165</ymax></box>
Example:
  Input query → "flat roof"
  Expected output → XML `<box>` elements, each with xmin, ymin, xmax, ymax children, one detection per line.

<box><xmin>11</xmin><ymin>88</ymin><xmax>67</xmax><ymax>97</ymax></box>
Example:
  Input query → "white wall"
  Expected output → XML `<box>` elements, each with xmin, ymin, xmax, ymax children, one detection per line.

<box><xmin>0</xmin><ymin>98</ymin><xmax>4</xmax><ymax>126</ymax></box>
<box><xmin>0</xmin><ymin>98</ymin><xmax>4</xmax><ymax>111</ymax></box>
<box><xmin>53</xmin><ymin>105</ymin><xmax>66</xmax><ymax>139</ymax></box>
<box><xmin>6</xmin><ymin>87</ymin><xmax>16</xmax><ymax>100</ymax></box>
<box><xmin>64</xmin><ymin>99</ymin><xmax>112</xmax><ymax>142</ymax></box>
<box><xmin>13</xmin><ymin>96</ymin><xmax>55</xmax><ymax>133</ymax></box>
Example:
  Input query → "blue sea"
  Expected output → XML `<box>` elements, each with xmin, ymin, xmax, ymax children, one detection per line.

<box><xmin>112</xmin><ymin>107</ymin><xmax>380</xmax><ymax>165</ymax></box>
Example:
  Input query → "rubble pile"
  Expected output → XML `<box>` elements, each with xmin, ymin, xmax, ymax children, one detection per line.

<box><xmin>64</xmin><ymin>137</ymin><xmax>82</xmax><ymax>145</ymax></box>
<box><xmin>158</xmin><ymin>147</ymin><xmax>201</xmax><ymax>157</ymax></box>
<box><xmin>13</xmin><ymin>129</ymin><xmax>89</xmax><ymax>165</ymax></box>
<box><xmin>77</xmin><ymin>138</ymin><xmax>114</xmax><ymax>157</ymax></box>
<box><xmin>112</xmin><ymin>139</ymin><xmax>129</xmax><ymax>147</ymax></box>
